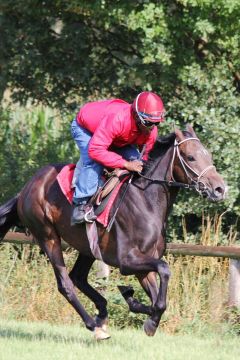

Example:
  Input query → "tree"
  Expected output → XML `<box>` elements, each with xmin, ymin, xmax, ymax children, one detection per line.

<box><xmin>1</xmin><ymin>1</ymin><xmax>238</xmax><ymax>107</ymax></box>
<box><xmin>0</xmin><ymin>0</ymin><xmax>239</xmax><ymax>232</ymax></box>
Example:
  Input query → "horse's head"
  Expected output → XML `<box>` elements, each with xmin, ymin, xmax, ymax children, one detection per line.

<box><xmin>172</xmin><ymin>125</ymin><xmax>227</xmax><ymax>201</ymax></box>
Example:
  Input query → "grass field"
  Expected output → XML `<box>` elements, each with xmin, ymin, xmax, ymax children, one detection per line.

<box><xmin>0</xmin><ymin>319</ymin><xmax>239</xmax><ymax>360</ymax></box>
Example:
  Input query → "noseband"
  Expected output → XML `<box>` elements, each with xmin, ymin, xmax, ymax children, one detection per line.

<box><xmin>138</xmin><ymin>137</ymin><xmax>215</xmax><ymax>195</ymax></box>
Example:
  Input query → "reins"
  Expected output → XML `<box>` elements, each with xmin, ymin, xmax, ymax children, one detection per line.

<box><xmin>106</xmin><ymin>144</ymin><xmax>146</xmax><ymax>232</ymax></box>
<box><xmin>138</xmin><ymin>137</ymin><xmax>215</xmax><ymax>193</ymax></box>
<box><xmin>136</xmin><ymin>173</ymin><xmax>196</xmax><ymax>189</ymax></box>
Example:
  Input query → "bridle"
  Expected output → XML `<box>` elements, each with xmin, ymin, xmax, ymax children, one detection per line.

<box><xmin>107</xmin><ymin>137</ymin><xmax>215</xmax><ymax>231</ymax></box>
<box><xmin>138</xmin><ymin>137</ymin><xmax>215</xmax><ymax>195</ymax></box>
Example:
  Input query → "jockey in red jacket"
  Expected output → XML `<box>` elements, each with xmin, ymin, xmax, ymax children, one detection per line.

<box><xmin>71</xmin><ymin>91</ymin><xmax>165</xmax><ymax>225</ymax></box>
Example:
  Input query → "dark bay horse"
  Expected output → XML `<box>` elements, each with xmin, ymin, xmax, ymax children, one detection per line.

<box><xmin>0</xmin><ymin>125</ymin><xmax>226</xmax><ymax>339</ymax></box>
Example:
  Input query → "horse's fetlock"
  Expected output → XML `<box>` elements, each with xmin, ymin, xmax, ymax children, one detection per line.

<box><xmin>86</xmin><ymin>321</ymin><xmax>96</xmax><ymax>331</ymax></box>
<box><xmin>159</xmin><ymin>303</ymin><xmax>167</xmax><ymax>313</ymax></box>
<box><xmin>95</xmin><ymin>314</ymin><xmax>108</xmax><ymax>328</ymax></box>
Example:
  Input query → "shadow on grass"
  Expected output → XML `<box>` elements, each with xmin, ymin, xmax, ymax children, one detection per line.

<box><xmin>0</xmin><ymin>325</ymin><xmax>100</xmax><ymax>346</ymax></box>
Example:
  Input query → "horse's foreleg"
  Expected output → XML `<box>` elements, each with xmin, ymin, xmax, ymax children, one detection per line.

<box><xmin>69</xmin><ymin>254</ymin><xmax>108</xmax><ymax>328</ymax></box>
<box><xmin>118</xmin><ymin>272</ymin><xmax>159</xmax><ymax>315</ymax></box>
<box><xmin>117</xmin><ymin>285</ymin><xmax>153</xmax><ymax>316</ymax></box>
<box><xmin>136</xmin><ymin>272</ymin><xmax>159</xmax><ymax>306</ymax></box>
<box><xmin>32</xmin><ymin>227</ymin><xmax>96</xmax><ymax>332</ymax></box>
<box><xmin>141</xmin><ymin>265</ymin><xmax>170</xmax><ymax>336</ymax></box>
<box><xmin>119</xmin><ymin>249</ymin><xmax>170</xmax><ymax>336</ymax></box>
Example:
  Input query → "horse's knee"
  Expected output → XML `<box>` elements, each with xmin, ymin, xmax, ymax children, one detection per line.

<box><xmin>158</xmin><ymin>263</ymin><xmax>171</xmax><ymax>282</ymax></box>
<box><xmin>163</xmin><ymin>268</ymin><xmax>171</xmax><ymax>282</ymax></box>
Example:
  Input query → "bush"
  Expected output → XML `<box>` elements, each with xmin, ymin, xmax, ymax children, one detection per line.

<box><xmin>0</xmin><ymin>106</ymin><xmax>77</xmax><ymax>202</ymax></box>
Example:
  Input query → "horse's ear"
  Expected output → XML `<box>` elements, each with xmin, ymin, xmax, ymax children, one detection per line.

<box><xmin>186</xmin><ymin>124</ymin><xmax>198</xmax><ymax>138</ymax></box>
<box><xmin>175</xmin><ymin>128</ymin><xmax>185</xmax><ymax>142</ymax></box>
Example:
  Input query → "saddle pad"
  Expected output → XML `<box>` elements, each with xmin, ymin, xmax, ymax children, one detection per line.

<box><xmin>56</xmin><ymin>164</ymin><xmax>129</xmax><ymax>227</ymax></box>
<box><xmin>57</xmin><ymin>164</ymin><xmax>75</xmax><ymax>203</ymax></box>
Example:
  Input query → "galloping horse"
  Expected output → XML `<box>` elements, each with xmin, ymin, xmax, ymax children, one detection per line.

<box><xmin>0</xmin><ymin>125</ymin><xmax>226</xmax><ymax>339</ymax></box>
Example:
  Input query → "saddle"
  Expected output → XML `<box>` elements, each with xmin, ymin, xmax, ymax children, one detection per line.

<box><xmin>57</xmin><ymin>164</ymin><xmax>130</xmax><ymax>225</ymax></box>
<box><xmin>90</xmin><ymin>169</ymin><xmax>129</xmax><ymax>213</ymax></box>
<box><xmin>57</xmin><ymin>165</ymin><xmax>130</xmax><ymax>259</ymax></box>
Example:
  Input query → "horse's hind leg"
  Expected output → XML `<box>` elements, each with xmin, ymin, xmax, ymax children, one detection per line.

<box><xmin>69</xmin><ymin>254</ymin><xmax>109</xmax><ymax>332</ymax></box>
<box><xmin>30</xmin><ymin>225</ymin><xmax>96</xmax><ymax>332</ymax></box>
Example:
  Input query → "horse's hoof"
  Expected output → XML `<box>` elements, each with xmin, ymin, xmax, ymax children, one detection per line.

<box><xmin>101</xmin><ymin>323</ymin><xmax>108</xmax><ymax>333</ymax></box>
<box><xmin>144</xmin><ymin>319</ymin><xmax>158</xmax><ymax>336</ymax></box>
<box><xmin>94</xmin><ymin>327</ymin><xmax>111</xmax><ymax>341</ymax></box>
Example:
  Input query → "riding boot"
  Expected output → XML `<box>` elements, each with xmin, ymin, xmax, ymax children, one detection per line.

<box><xmin>71</xmin><ymin>204</ymin><xmax>97</xmax><ymax>225</ymax></box>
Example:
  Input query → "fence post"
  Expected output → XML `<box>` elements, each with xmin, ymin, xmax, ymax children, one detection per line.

<box><xmin>228</xmin><ymin>259</ymin><xmax>240</xmax><ymax>308</ymax></box>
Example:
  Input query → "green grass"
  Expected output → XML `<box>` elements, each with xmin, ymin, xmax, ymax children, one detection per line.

<box><xmin>0</xmin><ymin>318</ymin><xmax>239</xmax><ymax>360</ymax></box>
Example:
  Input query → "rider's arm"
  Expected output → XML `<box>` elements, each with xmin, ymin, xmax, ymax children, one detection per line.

<box><xmin>88</xmin><ymin>113</ymin><xmax>126</xmax><ymax>169</ymax></box>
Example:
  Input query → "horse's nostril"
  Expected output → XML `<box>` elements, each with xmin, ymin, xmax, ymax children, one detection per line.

<box><xmin>215</xmin><ymin>187</ymin><xmax>224</xmax><ymax>195</ymax></box>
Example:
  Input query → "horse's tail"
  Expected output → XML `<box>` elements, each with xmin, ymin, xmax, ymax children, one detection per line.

<box><xmin>0</xmin><ymin>194</ymin><xmax>20</xmax><ymax>240</ymax></box>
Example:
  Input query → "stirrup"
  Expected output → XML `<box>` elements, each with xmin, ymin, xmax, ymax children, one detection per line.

<box><xmin>84</xmin><ymin>207</ymin><xmax>97</xmax><ymax>223</ymax></box>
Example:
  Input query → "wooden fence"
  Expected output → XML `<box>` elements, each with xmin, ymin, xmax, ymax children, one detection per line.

<box><xmin>2</xmin><ymin>231</ymin><xmax>240</xmax><ymax>308</ymax></box>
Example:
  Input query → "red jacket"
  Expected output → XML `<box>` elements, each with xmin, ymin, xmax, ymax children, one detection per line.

<box><xmin>76</xmin><ymin>99</ymin><xmax>158</xmax><ymax>168</ymax></box>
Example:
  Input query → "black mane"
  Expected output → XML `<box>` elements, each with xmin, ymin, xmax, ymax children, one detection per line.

<box><xmin>143</xmin><ymin>132</ymin><xmax>176</xmax><ymax>174</ymax></box>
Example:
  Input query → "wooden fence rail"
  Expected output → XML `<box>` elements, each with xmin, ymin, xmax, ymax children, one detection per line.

<box><xmin>2</xmin><ymin>231</ymin><xmax>240</xmax><ymax>259</ymax></box>
<box><xmin>1</xmin><ymin>231</ymin><xmax>240</xmax><ymax>307</ymax></box>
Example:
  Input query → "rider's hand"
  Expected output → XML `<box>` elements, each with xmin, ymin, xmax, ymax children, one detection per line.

<box><xmin>124</xmin><ymin>160</ymin><xmax>143</xmax><ymax>173</ymax></box>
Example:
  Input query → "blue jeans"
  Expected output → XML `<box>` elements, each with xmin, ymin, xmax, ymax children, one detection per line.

<box><xmin>71</xmin><ymin>119</ymin><xmax>140</xmax><ymax>204</ymax></box>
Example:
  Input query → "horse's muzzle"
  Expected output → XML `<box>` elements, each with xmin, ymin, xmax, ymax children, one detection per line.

<box><xmin>204</xmin><ymin>182</ymin><xmax>228</xmax><ymax>202</ymax></box>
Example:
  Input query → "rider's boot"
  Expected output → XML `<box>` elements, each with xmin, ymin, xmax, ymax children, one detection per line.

<box><xmin>71</xmin><ymin>203</ymin><xmax>97</xmax><ymax>225</ymax></box>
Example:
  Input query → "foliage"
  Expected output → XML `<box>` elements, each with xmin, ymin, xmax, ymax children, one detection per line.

<box><xmin>1</xmin><ymin>1</ymin><xmax>240</xmax><ymax>107</ymax></box>
<box><xmin>0</xmin><ymin>0</ymin><xmax>239</xmax><ymax>232</ymax></box>
<box><xmin>164</xmin><ymin>63</ymin><xmax>240</xmax><ymax>236</ymax></box>
<box><xmin>0</xmin><ymin>107</ymin><xmax>76</xmax><ymax>202</ymax></box>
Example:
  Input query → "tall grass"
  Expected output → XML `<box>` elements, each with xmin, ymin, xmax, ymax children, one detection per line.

<box><xmin>0</xmin><ymin>217</ymin><xmax>238</xmax><ymax>334</ymax></box>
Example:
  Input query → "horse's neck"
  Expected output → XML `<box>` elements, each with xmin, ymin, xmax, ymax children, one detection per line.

<box><xmin>137</xmin><ymin>145</ymin><xmax>174</xmax><ymax>189</ymax></box>
<box><xmin>148</xmin><ymin>145</ymin><xmax>173</xmax><ymax>181</ymax></box>
<box><xmin>133</xmin><ymin>145</ymin><xmax>178</xmax><ymax>211</ymax></box>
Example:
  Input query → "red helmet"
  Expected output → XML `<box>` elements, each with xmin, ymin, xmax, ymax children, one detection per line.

<box><xmin>132</xmin><ymin>91</ymin><xmax>165</xmax><ymax>126</ymax></box>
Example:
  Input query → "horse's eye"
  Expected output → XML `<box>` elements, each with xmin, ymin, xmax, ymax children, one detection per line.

<box><xmin>187</xmin><ymin>155</ymin><xmax>195</xmax><ymax>162</ymax></box>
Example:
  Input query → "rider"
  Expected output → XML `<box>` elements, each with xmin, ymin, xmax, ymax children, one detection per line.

<box><xmin>71</xmin><ymin>91</ymin><xmax>165</xmax><ymax>225</ymax></box>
